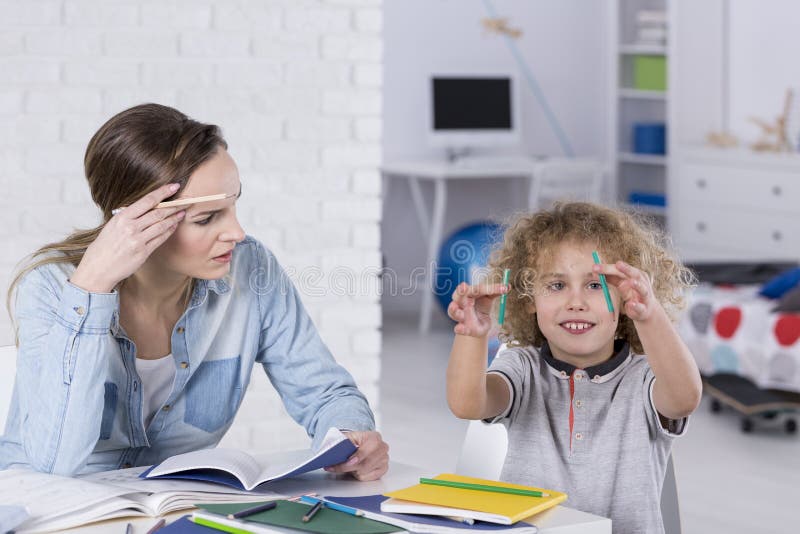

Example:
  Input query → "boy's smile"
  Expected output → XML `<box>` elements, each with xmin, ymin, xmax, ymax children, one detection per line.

<box><xmin>560</xmin><ymin>320</ymin><xmax>596</xmax><ymax>333</ymax></box>
<box><xmin>532</xmin><ymin>241</ymin><xmax>620</xmax><ymax>368</ymax></box>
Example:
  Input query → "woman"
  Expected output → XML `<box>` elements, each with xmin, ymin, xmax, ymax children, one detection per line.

<box><xmin>0</xmin><ymin>103</ymin><xmax>389</xmax><ymax>480</ymax></box>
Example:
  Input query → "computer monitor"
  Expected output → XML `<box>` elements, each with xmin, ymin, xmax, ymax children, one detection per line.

<box><xmin>428</xmin><ymin>74</ymin><xmax>521</xmax><ymax>150</ymax></box>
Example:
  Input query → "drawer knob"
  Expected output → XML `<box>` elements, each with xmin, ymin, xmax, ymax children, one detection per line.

<box><xmin>696</xmin><ymin>179</ymin><xmax>706</xmax><ymax>189</ymax></box>
<box><xmin>773</xmin><ymin>230</ymin><xmax>783</xmax><ymax>241</ymax></box>
<box><xmin>773</xmin><ymin>185</ymin><xmax>782</xmax><ymax>196</ymax></box>
<box><xmin>696</xmin><ymin>221</ymin><xmax>706</xmax><ymax>233</ymax></box>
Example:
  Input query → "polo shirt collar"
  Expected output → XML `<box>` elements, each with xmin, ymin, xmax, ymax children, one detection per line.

<box><xmin>540</xmin><ymin>339</ymin><xmax>631</xmax><ymax>377</ymax></box>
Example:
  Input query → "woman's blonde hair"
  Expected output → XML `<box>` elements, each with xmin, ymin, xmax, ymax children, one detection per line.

<box><xmin>489</xmin><ymin>202</ymin><xmax>695</xmax><ymax>354</ymax></box>
<box><xmin>6</xmin><ymin>103</ymin><xmax>227</xmax><ymax>333</ymax></box>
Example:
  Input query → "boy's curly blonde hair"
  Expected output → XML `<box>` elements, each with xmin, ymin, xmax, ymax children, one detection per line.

<box><xmin>489</xmin><ymin>202</ymin><xmax>695</xmax><ymax>354</ymax></box>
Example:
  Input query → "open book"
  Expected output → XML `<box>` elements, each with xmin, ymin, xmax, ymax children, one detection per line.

<box><xmin>2</xmin><ymin>428</ymin><xmax>354</xmax><ymax>533</ymax></box>
<box><xmin>141</xmin><ymin>427</ymin><xmax>356</xmax><ymax>490</ymax></box>
<box><xmin>0</xmin><ymin>467</ymin><xmax>277</xmax><ymax>533</ymax></box>
<box><xmin>382</xmin><ymin>474</ymin><xmax>567</xmax><ymax>525</ymax></box>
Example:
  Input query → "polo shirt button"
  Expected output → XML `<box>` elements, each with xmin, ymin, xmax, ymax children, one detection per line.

<box><xmin>575</xmin><ymin>432</ymin><xmax>583</xmax><ymax>440</ymax></box>
<box><xmin>176</xmin><ymin>327</ymin><xmax>185</xmax><ymax>334</ymax></box>
<box><xmin>560</xmin><ymin>371</ymin><xmax>567</xmax><ymax>378</ymax></box>
<box><xmin>180</xmin><ymin>361</ymin><xmax>188</xmax><ymax>369</ymax></box>
<box><xmin>162</xmin><ymin>404</ymin><xmax>171</xmax><ymax>411</ymax></box>
<box><xmin>593</xmin><ymin>375</ymin><xmax>601</xmax><ymax>381</ymax></box>
<box><xmin>74</xmin><ymin>306</ymin><xmax>85</xmax><ymax>316</ymax></box>
<box><xmin>575</xmin><ymin>373</ymin><xmax>583</xmax><ymax>380</ymax></box>
<box><xmin>575</xmin><ymin>400</ymin><xmax>583</xmax><ymax>407</ymax></box>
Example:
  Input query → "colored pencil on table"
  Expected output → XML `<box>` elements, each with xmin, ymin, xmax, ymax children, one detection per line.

<box><xmin>227</xmin><ymin>501</ymin><xmax>277</xmax><ymax>520</ymax></box>
<box><xmin>419</xmin><ymin>477</ymin><xmax>550</xmax><ymax>498</ymax></box>
<box><xmin>302</xmin><ymin>500</ymin><xmax>323</xmax><ymax>522</ymax></box>
<box><xmin>298</xmin><ymin>495</ymin><xmax>365</xmax><ymax>517</ymax></box>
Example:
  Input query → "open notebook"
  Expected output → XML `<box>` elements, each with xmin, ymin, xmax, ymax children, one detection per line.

<box><xmin>140</xmin><ymin>428</ymin><xmax>356</xmax><ymax>490</ymax></box>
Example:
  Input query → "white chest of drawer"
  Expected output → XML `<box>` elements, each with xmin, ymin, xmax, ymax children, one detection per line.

<box><xmin>670</xmin><ymin>148</ymin><xmax>800</xmax><ymax>262</ymax></box>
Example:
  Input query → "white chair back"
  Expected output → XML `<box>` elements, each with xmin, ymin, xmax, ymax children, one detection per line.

<box><xmin>0</xmin><ymin>344</ymin><xmax>17</xmax><ymax>431</ymax></box>
<box><xmin>455</xmin><ymin>419</ymin><xmax>508</xmax><ymax>480</ymax></box>
<box><xmin>456</xmin><ymin>419</ymin><xmax>682</xmax><ymax>533</ymax></box>
<box><xmin>528</xmin><ymin>159</ymin><xmax>606</xmax><ymax>211</ymax></box>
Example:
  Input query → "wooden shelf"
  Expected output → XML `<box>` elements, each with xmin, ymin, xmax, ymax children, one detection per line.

<box><xmin>618</xmin><ymin>88</ymin><xmax>667</xmax><ymax>100</ymax></box>
<box><xmin>618</xmin><ymin>152</ymin><xmax>668</xmax><ymax>165</ymax></box>
<box><xmin>625</xmin><ymin>202</ymin><xmax>667</xmax><ymax>215</ymax></box>
<box><xmin>619</xmin><ymin>43</ymin><xmax>667</xmax><ymax>55</ymax></box>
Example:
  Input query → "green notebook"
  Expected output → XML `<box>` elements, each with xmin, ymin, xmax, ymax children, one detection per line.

<box><xmin>196</xmin><ymin>501</ymin><xmax>402</xmax><ymax>534</ymax></box>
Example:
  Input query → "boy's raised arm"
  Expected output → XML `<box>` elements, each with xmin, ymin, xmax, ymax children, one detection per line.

<box><xmin>445</xmin><ymin>282</ymin><xmax>511</xmax><ymax>420</ymax></box>
<box><xmin>596</xmin><ymin>261</ymin><xmax>702</xmax><ymax>420</ymax></box>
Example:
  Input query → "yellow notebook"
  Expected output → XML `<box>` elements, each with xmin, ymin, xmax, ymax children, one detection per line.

<box><xmin>382</xmin><ymin>473</ymin><xmax>567</xmax><ymax>525</ymax></box>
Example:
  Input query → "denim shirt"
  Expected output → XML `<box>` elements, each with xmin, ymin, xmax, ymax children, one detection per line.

<box><xmin>0</xmin><ymin>236</ymin><xmax>375</xmax><ymax>476</ymax></box>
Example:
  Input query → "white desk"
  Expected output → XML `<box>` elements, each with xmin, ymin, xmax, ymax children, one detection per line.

<box><xmin>67</xmin><ymin>461</ymin><xmax>610</xmax><ymax>533</ymax></box>
<box><xmin>382</xmin><ymin>158</ymin><xmax>604</xmax><ymax>333</ymax></box>
<box><xmin>381</xmin><ymin>159</ymin><xmax>538</xmax><ymax>334</ymax></box>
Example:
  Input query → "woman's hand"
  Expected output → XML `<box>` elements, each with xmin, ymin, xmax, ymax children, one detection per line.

<box><xmin>70</xmin><ymin>183</ymin><xmax>186</xmax><ymax>293</ymax></box>
<box><xmin>324</xmin><ymin>431</ymin><xmax>389</xmax><ymax>481</ymax></box>
<box><xmin>447</xmin><ymin>282</ymin><xmax>508</xmax><ymax>338</ymax></box>
<box><xmin>593</xmin><ymin>260</ymin><xmax>658</xmax><ymax>322</ymax></box>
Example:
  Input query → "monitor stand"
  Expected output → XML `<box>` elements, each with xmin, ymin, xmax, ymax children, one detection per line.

<box><xmin>444</xmin><ymin>146</ymin><xmax>473</xmax><ymax>163</ymax></box>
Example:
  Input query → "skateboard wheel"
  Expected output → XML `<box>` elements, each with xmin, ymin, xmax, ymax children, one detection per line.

<box><xmin>741</xmin><ymin>418</ymin><xmax>754</xmax><ymax>433</ymax></box>
<box><xmin>710</xmin><ymin>399</ymin><xmax>722</xmax><ymax>413</ymax></box>
<box><xmin>786</xmin><ymin>419</ymin><xmax>797</xmax><ymax>434</ymax></box>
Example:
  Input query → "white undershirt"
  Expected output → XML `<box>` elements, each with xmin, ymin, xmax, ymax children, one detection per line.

<box><xmin>135</xmin><ymin>354</ymin><xmax>176</xmax><ymax>428</ymax></box>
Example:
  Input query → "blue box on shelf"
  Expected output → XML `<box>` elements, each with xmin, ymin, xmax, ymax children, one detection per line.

<box><xmin>633</xmin><ymin>122</ymin><xmax>666</xmax><ymax>155</ymax></box>
<box><xmin>628</xmin><ymin>192</ymin><xmax>666</xmax><ymax>207</ymax></box>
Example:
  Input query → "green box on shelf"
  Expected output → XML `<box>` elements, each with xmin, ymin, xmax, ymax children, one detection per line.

<box><xmin>633</xmin><ymin>55</ymin><xmax>667</xmax><ymax>91</ymax></box>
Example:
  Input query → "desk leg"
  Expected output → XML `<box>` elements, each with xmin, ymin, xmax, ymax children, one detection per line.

<box><xmin>408</xmin><ymin>176</ymin><xmax>430</xmax><ymax>238</ymax></box>
<box><xmin>420</xmin><ymin>178</ymin><xmax>446</xmax><ymax>333</ymax></box>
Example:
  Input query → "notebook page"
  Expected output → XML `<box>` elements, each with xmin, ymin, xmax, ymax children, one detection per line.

<box><xmin>147</xmin><ymin>448</ymin><xmax>262</xmax><ymax>487</ymax></box>
<box><xmin>0</xmin><ymin>469</ymin><xmax>134</xmax><ymax>529</ymax></box>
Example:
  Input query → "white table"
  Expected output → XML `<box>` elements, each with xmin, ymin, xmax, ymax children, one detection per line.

<box><xmin>381</xmin><ymin>159</ymin><xmax>538</xmax><ymax>334</ymax></box>
<box><xmin>68</xmin><ymin>461</ymin><xmax>610</xmax><ymax>533</ymax></box>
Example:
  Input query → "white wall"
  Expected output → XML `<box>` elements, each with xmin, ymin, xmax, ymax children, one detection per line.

<box><xmin>727</xmin><ymin>0</ymin><xmax>800</xmax><ymax>143</ymax></box>
<box><xmin>672</xmin><ymin>0</ymin><xmax>800</xmax><ymax>147</ymax></box>
<box><xmin>0</xmin><ymin>0</ymin><xmax>383</xmax><ymax>453</ymax></box>
<box><xmin>382</xmin><ymin>0</ymin><xmax>607</xmax><ymax>316</ymax></box>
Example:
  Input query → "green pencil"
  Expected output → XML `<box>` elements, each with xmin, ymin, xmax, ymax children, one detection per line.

<box><xmin>193</xmin><ymin>515</ymin><xmax>254</xmax><ymax>534</ymax></box>
<box><xmin>498</xmin><ymin>268</ymin><xmax>510</xmax><ymax>325</ymax></box>
<box><xmin>419</xmin><ymin>477</ymin><xmax>549</xmax><ymax>498</ymax></box>
<box><xmin>592</xmin><ymin>251</ymin><xmax>614</xmax><ymax>313</ymax></box>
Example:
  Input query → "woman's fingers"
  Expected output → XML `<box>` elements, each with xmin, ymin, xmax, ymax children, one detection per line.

<box><xmin>121</xmin><ymin>183</ymin><xmax>181</xmax><ymax>219</ymax></box>
<box><xmin>141</xmin><ymin>210</ymin><xmax>185</xmax><ymax>247</ymax></box>
<box><xmin>133</xmin><ymin>204</ymin><xmax>185</xmax><ymax>231</ymax></box>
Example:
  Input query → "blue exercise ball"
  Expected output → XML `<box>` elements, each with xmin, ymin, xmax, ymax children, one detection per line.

<box><xmin>434</xmin><ymin>221</ymin><xmax>504</xmax><ymax>314</ymax></box>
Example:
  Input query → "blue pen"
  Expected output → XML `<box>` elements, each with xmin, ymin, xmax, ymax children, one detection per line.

<box><xmin>592</xmin><ymin>251</ymin><xmax>614</xmax><ymax>313</ymax></box>
<box><xmin>299</xmin><ymin>495</ymin><xmax>365</xmax><ymax>517</ymax></box>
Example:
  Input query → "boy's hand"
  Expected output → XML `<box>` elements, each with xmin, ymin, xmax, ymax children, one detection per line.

<box><xmin>593</xmin><ymin>261</ymin><xmax>659</xmax><ymax>322</ymax></box>
<box><xmin>447</xmin><ymin>282</ymin><xmax>508</xmax><ymax>337</ymax></box>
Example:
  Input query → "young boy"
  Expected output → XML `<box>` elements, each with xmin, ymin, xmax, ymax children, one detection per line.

<box><xmin>446</xmin><ymin>202</ymin><xmax>702</xmax><ymax>534</ymax></box>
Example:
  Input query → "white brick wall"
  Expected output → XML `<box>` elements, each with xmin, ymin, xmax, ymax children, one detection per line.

<box><xmin>0</xmin><ymin>0</ymin><xmax>383</xmax><ymax>454</ymax></box>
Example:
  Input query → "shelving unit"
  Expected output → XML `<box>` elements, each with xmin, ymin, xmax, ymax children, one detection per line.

<box><xmin>608</xmin><ymin>0</ymin><xmax>670</xmax><ymax>218</ymax></box>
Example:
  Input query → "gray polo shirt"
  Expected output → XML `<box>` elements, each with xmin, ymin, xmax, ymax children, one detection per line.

<box><xmin>487</xmin><ymin>341</ymin><xmax>686</xmax><ymax>534</ymax></box>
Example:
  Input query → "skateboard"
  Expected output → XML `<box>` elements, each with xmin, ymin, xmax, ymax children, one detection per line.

<box><xmin>703</xmin><ymin>373</ymin><xmax>800</xmax><ymax>434</ymax></box>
